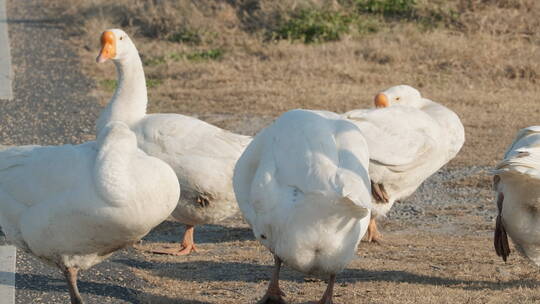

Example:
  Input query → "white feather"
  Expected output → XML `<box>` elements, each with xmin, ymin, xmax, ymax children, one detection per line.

<box><xmin>234</xmin><ymin>109</ymin><xmax>371</xmax><ymax>276</ymax></box>
<box><xmin>0</xmin><ymin>122</ymin><xmax>180</xmax><ymax>270</ymax></box>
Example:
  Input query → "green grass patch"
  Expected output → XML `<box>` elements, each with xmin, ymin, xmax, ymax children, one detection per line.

<box><xmin>350</xmin><ymin>0</ymin><xmax>457</xmax><ymax>28</ymax></box>
<box><xmin>143</xmin><ymin>49</ymin><xmax>224</xmax><ymax>67</ymax></box>
<box><xmin>146</xmin><ymin>79</ymin><xmax>162</xmax><ymax>88</ymax></box>
<box><xmin>99</xmin><ymin>78</ymin><xmax>161</xmax><ymax>91</ymax></box>
<box><xmin>353</xmin><ymin>0</ymin><xmax>416</xmax><ymax>17</ymax></box>
<box><xmin>100</xmin><ymin>79</ymin><xmax>117</xmax><ymax>92</ymax></box>
<box><xmin>144</xmin><ymin>56</ymin><xmax>166</xmax><ymax>66</ymax></box>
<box><xmin>185</xmin><ymin>49</ymin><xmax>224</xmax><ymax>61</ymax></box>
<box><xmin>167</xmin><ymin>29</ymin><xmax>202</xmax><ymax>44</ymax></box>
<box><xmin>270</xmin><ymin>7</ymin><xmax>383</xmax><ymax>44</ymax></box>
<box><xmin>272</xmin><ymin>9</ymin><xmax>352</xmax><ymax>43</ymax></box>
<box><xmin>169</xmin><ymin>49</ymin><xmax>224</xmax><ymax>62</ymax></box>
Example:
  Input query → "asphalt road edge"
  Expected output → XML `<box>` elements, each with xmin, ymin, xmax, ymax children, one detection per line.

<box><xmin>0</xmin><ymin>0</ymin><xmax>12</xmax><ymax>100</ymax></box>
<box><xmin>0</xmin><ymin>245</ymin><xmax>16</xmax><ymax>304</ymax></box>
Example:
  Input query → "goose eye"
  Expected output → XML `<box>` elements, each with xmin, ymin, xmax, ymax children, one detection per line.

<box><xmin>395</xmin><ymin>97</ymin><xmax>400</xmax><ymax>101</ymax></box>
<box><xmin>119</xmin><ymin>36</ymin><xmax>124</xmax><ymax>41</ymax></box>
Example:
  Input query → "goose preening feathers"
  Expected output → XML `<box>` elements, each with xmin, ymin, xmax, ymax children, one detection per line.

<box><xmin>0</xmin><ymin>122</ymin><xmax>180</xmax><ymax>304</ymax></box>
<box><xmin>233</xmin><ymin>109</ymin><xmax>373</xmax><ymax>303</ymax></box>
<box><xmin>96</xmin><ymin>29</ymin><xmax>251</xmax><ymax>255</ymax></box>
<box><xmin>343</xmin><ymin>85</ymin><xmax>465</xmax><ymax>242</ymax></box>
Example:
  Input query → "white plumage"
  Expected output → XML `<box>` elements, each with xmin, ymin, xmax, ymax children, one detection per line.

<box><xmin>492</xmin><ymin>126</ymin><xmax>540</xmax><ymax>264</ymax></box>
<box><xmin>233</xmin><ymin>109</ymin><xmax>372</xmax><ymax>304</ymax></box>
<box><xmin>96</xmin><ymin>29</ymin><xmax>251</xmax><ymax>255</ymax></box>
<box><xmin>0</xmin><ymin>122</ymin><xmax>180</xmax><ymax>304</ymax></box>
<box><xmin>343</xmin><ymin>85</ymin><xmax>465</xmax><ymax>242</ymax></box>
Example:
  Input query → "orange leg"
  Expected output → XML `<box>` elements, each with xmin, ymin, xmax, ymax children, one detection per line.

<box><xmin>317</xmin><ymin>274</ymin><xmax>336</xmax><ymax>304</ymax></box>
<box><xmin>366</xmin><ymin>216</ymin><xmax>383</xmax><ymax>243</ymax></box>
<box><xmin>150</xmin><ymin>225</ymin><xmax>198</xmax><ymax>256</ymax></box>
<box><xmin>62</xmin><ymin>267</ymin><xmax>83</xmax><ymax>304</ymax></box>
<box><xmin>258</xmin><ymin>255</ymin><xmax>287</xmax><ymax>304</ymax></box>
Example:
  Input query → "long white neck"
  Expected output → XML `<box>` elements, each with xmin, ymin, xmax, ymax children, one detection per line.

<box><xmin>96</xmin><ymin>51</ymin><xmax>148</xmax><ymax>133</ymax></box>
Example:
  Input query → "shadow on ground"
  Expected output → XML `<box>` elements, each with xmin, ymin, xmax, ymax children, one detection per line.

<box><xmin>15</xmin><ymin>273</ymin><xmax>142</xmax><ymax>303</ymax></box>
<box><xmin>118</xmin><ymin>259</ymin><xmax>539</xmax><ymax>292</ymax></box>
<box><xmin>15</xmin><ymin>271</ymin><xmax>207</xmax><ymax>304</ymax></box>
<box><xmin>143</xmin><ymin>220</ymin><xmax>254</xmax><ymax>244</ymax></box>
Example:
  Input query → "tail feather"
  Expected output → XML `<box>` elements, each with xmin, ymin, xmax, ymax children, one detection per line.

<box><xmin>493</xmin><ymin>192</ymin><xmax>510</xmax><ymax>262</ymax></box>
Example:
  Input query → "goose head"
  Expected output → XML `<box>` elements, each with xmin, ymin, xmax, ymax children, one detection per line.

<box><xmin>96</xmin><ymin>29</ymin><xmax>137</xmax><ymax>63</ymax></box>
<box><xmin>374</xmin><ymin>85</ymin><xmax>423</xmax><ymax>108</ymax></box>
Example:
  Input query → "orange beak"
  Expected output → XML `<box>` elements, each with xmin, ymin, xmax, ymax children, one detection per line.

<box><xmin>374</xmin><ymin>93</ymin><xmax>389</xmax><ymax>108</ymax></box>
<box><xmin>96</xmin><ymin>31</ymin><xmax>116</xmax><ymax>63</ymax></box>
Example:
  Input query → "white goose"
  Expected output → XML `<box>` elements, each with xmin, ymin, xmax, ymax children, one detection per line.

<box><xmin>492</xmin><ymin>126</ymin><xmax>540</xmax><ymax>264</ymax></box>
<box><xmin>0</xmin><ymin>121</ymin><xmax>180</xmax><ymax>304</ymax></box>
<box><xmin>96</xmin><ymin>29</ymin><xmax>251</xmax><ymax>255</ymax></box>
<box><xmin>233</xmin><ymin>109</ymin><xmax>373</xmax><ymax>304</ymax></box>
<box><xmin>343</xmin><ymin>85</ymin><xmax>465</xmax><ymax>242</ymax></box>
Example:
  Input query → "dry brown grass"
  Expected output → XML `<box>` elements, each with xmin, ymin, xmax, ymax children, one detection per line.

<box><xmin>44</xmin><ymin>0</ymin><xmax>540</xmax><ymax>167</ymax></box>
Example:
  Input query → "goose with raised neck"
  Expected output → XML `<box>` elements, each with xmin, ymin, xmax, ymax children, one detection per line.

<box><xmin>96</xmin><ymin>29</ymin><xmax>252</xmax><ymax>256</ymax></box>
<box><xmin>96</xmin><ymin>29</ymin><xmax>147</xmax><ymax>134</ymax></box>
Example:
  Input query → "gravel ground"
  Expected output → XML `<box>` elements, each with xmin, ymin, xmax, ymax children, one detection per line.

<box><xmin>385</xmin><ymin>165</ymin><xmax>494</xmax><ymax>233</ymax></box>
<box><xmin>2</xmin><ymin>0</ymin><xmax>99</xmax><ymax>146</ymax></box>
